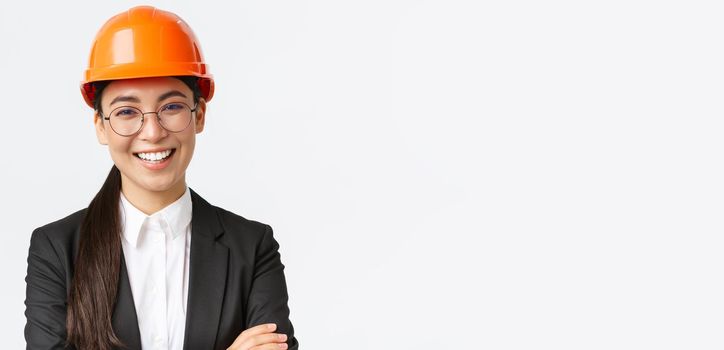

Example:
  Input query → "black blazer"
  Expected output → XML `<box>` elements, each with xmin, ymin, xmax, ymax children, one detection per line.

<box><xmin>24</xmin><ymin>187</ymin><xmax>299</xmax><ymax>350</ymax></box>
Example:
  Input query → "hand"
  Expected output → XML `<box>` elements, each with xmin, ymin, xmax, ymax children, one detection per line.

<box><xmin>226</xmin><ymin>323</ymin><xmax>289</xmax><ymax>350</ymax></box>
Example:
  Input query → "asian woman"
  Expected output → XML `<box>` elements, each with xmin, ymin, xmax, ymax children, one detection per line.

<box><xmin>23</xmin><ymin>6</ymin><xmax>299</xmax><ymax>350</ymax></box>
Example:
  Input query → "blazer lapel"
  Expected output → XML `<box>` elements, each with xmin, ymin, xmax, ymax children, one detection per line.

<box><xmin>112</xmin><ymin>253</ymin><xmax>142</xmax><ymax>349</ymax></box>
<box><xmin>183</xmin><ymin>188</ymin><xmax>229</xmax><ymax>350</ymax></box>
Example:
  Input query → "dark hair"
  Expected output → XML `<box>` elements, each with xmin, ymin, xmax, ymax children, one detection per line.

<box><xmin>92</xmin><ymin>76</ymin><xmax>202</xmax><ymax>113</ymax></box>
<box><xmin>66</xmin><ymin>76</ymin><xmax>201</xmax><ymax>349</ymax></box>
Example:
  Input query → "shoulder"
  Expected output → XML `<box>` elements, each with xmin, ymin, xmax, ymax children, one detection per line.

<box><xmin>32</xmin><ymin>208</ymin><xmax>86</xmax><ymax>243</ymax></box>
<box><xmin>28</xmin><ymin>208</ymin><xmax>86</xmax><ymax>266</ymax></box>
<box><xmin>209</xmin><ymin>205</ymin><xmax>285</xmax><ymax>266</ymax></box>
<box><xmin>189</xmin><ymin>187</ymin><xmax>271</xmax><ymax>240</ymax></box>
<box><xmin>213</xmin><ymin>205</ymin><xmax>272</xmax><ymax>243</ymax></box>
<box><xmin>35</xmin><ymin>208</ymin><xmax>86</xmax><ymax>233</ymax></box>
<box><xmin>190</xmin><ymin>188</ymin><xmax>284</xmax><ymax>257</ymax></box>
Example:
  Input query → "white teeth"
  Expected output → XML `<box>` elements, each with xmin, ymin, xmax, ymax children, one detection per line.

<box><xmin>137</xmin><ymin>149</ymin><xmax>172</xmax><ymax>161</ymax></box>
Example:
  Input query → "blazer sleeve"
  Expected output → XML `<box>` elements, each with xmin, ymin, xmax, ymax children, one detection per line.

<box><xmin>245</xmin><ymin>224</ymin><xmax>299</xmax><ymax>350</ymax></box>
<box><xmin>24</xmin><ymin>227</ymin><xmax>74</xmax><ymax>350</ymax></box>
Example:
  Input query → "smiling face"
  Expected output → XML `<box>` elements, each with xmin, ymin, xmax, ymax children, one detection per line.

<box><xmin>94</xmin><ymin>76</ymin><xmax>206</xmax><ymax>205</ymax></box>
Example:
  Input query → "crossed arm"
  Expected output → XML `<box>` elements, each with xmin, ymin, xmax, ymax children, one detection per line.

<box><xmin>24</xmin><ymin>225</ymin><xmax>299</xmax><ymax>350</ymax></box>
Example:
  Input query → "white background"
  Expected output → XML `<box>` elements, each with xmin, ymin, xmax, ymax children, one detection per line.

<box><xmin>2</xmin><ymin>1</ymin><xmax>723</xmax><ymax>349</ymax></box>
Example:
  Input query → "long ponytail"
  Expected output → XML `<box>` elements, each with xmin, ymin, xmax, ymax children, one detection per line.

<box><xmin>66</xmin><ymin>164</ymin><xmax>124</xmax><ymax>349</ymax></box>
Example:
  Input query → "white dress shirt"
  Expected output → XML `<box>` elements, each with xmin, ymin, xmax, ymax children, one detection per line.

<box><xmin>119</xmin><ymin>186</ymin><xmax>192</xmax><ymax>350</ymax></box>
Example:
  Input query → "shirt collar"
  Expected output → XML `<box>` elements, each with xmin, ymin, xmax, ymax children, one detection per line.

<box><xmin>119</xmin><ymin>186</ymin><xmax>193</xmax><ymax>247</ymax></box>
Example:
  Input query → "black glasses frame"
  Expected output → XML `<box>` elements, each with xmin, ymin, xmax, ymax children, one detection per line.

<box><xmin>100</xmin><ymin>101</ymin><xmax>198</xmax><ymax>137</ymax></box>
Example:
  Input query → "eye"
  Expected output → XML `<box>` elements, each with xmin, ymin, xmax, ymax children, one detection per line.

<box><xmin>113</xmin><ymin>107</ymin><xmax>140</xmax><ymax>118</ymax></box>
<box><xmin>162</xmin><ymin>103</ymin><xmax>185</xmax><ymax>111</ymax></box>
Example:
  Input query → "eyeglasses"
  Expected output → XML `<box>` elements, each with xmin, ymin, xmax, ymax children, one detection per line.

<box><xmin>100</xmin><ymin>101</ymin><xmax>198</xmax><ymax>136</ymax></box>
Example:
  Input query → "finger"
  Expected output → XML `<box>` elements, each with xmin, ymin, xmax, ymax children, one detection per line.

<box><xmin>227</xmin><ymin>323</ymin><xmax>277</xmax><ymax>349</ymax></box>
<box><xmin>251</xmin><ymin>342</ymin><xmax>289</xmax><ymax>350</ymax></box>
<box><xmin>241</xmin><ymin>333</ymin><xmax>288</xmax><ymax>350</ymax></box>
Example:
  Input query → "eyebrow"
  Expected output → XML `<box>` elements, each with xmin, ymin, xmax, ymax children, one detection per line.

<box><xmin>109</xmin><ymin>90</ymin><xmax>188</xmax><ymax>107</ymax></box>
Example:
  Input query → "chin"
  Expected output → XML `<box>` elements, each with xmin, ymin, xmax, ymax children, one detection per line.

<box><xmin>130</xmin><ymin>174</ymin><xmax>178</xmax><ymax>192</ymax></box>
<box><xmin>145</xmin><ymin>179</ymin><xmax>180</xmax><ymax>192</ymax></box>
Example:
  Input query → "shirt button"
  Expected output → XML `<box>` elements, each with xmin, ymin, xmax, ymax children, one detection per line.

<box><xmin>153</xmin><ymin>233</ymin><xmax>163</xmax><ymax>242</ymax></box>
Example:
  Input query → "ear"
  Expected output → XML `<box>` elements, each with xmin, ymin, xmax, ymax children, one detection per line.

<box><xmin>94</xmin><ymin>111</ymin><xmax>109</xmax><ymax>145</ymax></box>
<box><xmin>194</xmin><ymin>98</ymin><xmax>207</xmax><ymax>134</ymax></box>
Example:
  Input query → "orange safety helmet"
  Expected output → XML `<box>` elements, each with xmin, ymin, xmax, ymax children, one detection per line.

<box><xmin>80</xmin><ymin>5</ymin><xmax>215</xmax><ymax>108</ymax></box>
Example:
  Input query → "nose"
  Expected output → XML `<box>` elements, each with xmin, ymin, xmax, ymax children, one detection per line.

<box><xmin>137</xmin><ymin>113</ymin><xmax>168</xmax><ymax>142</ymax></box>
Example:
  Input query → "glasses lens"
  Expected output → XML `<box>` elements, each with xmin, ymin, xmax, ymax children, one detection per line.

<box><xmin>158</xmin><ymin>102</ymin><xmax>193</xmax><ymax>132</ymax></box>
<box><xmin>109</xmin><ymin>106</ymin><xmax>143</xmax><ymax>136</ymax></box>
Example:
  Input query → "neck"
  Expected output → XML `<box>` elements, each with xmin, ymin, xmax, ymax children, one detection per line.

<box><xmin>119</xmin><ymin>175</ymin><xmax>187</xmax><ymax>215</ymax></box>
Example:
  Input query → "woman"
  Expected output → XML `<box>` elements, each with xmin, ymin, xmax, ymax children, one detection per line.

<box><xmin>24</xmin><ymin>6</ymin><xmax>299</xmax><ymax>350</ymax></box>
